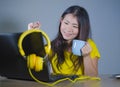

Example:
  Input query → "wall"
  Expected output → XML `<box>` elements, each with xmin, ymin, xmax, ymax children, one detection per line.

<box><xmin>0</xmin><ymin>0</ymin><xmax>120</xmax><ymax>74</ymax></box>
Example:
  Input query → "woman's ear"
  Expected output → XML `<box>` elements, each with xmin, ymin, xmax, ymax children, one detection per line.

<box><xmin>60</xmin><ymin>17</ymin><xmax>63</xmax><ymax>23</ymax></box>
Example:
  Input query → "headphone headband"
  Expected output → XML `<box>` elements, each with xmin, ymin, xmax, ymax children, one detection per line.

<box><xmin>18</xmin><ymin>29</ymin><xmax>51</xmax><ymax>58</ymax></box>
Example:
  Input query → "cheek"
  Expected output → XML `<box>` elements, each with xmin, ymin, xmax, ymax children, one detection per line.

<box><xmin>60</xmin><ymin>22</ymin><xmax>65</xmax><ymax>28</ymax></box>
<box><xmin>73</xmin><ymin>29</ymin><xmax>79</xmax><ymax>36</ymax></box>
<box><xmin>60</xmin><ymin>23</ymin><xmax>65</xmax><ymax>32</ymax></box>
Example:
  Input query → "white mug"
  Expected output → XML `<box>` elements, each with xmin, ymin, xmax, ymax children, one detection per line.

<box><xmin>72</xmin><ymin>39</ymin><xmax>85</xmax><ymax>56</ymax></box>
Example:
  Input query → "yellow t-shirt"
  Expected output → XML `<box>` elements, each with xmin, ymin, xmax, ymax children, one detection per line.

<box><xmin>45</xmin><ymin>39</ymin><xmax>100</xmax><ymax>76</ymax></box>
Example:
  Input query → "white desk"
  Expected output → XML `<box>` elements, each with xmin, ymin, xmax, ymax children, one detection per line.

<box><xmin>0</xmin><ymin>75</ymin><xmax>120</xmax><ymax>87</ymax></box>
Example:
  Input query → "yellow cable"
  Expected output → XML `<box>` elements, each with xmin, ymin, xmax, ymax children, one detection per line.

<box><xmin>28</xmin><ymin>68</ymin><xmax>101</xmax><ymax>86</ymax></box>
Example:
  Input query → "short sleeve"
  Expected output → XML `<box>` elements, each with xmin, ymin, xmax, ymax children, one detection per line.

<box><xmin>87</xmin><ymin>39</ymin><xmax>101</xmax><ymax>59</ymax></box>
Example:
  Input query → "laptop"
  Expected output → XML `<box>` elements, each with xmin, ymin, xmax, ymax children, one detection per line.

<box><xmin>0</xmin><ymin>32</ymin><xmax>78</xmax><ymax>82</ymax></box>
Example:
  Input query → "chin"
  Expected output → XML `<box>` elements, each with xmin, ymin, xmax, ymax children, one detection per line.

<box><xmin>63</xmin><ymin>38</ymin><xmax>72</xmax><ymax>42</ymax></box>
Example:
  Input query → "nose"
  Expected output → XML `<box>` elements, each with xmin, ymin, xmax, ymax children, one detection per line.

<box><xmin>66</xmin><ymin>25</ymin><xmax>73</xmax><ymax>33</ymax></box>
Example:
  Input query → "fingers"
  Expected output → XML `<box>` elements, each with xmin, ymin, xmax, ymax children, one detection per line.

<box><xmin>28</xmin><ymin>23</ymin><xmax>33</xmax><ymax>30</ymax></box>
<box><xmin>81</xmin><ymin>42</ymin><xmax>92</xmax><ymax>56</ymax></box>
<box><xmin>28</xmin><ymin>21</ymin><xmax>41</xmax><ymax>30</ymax></box>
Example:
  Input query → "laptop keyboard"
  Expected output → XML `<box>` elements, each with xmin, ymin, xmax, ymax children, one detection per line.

<box><xmin>49</xmin><ymin>74</ymin><xmax>78</xmax><ymax>82</ymax></box>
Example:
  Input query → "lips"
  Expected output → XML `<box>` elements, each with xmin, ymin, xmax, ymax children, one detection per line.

<box><xmin>63</xmin><ymin>31</ymin><xmax>73</xmax><ymax>37</ymax></box>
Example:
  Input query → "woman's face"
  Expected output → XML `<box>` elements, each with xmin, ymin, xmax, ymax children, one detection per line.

<box><xmin>60</xmin><ymin>14</ymin><xmax>79</xmax><ymax>43</ymax></box>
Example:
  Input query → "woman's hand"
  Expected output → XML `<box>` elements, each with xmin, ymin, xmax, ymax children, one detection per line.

<box><xmin>81</xmin><ymin>42</ymin><xmax>92</xmax><ymax>56</ymax></box>
<box><xmin>28</xmin><ymin>21</ymin><xmax>41</xmax><ymax>30</ymax></box>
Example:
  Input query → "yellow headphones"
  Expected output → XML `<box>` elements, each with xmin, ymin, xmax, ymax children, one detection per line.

<box><xmin>18</xmin><ymin>29</ymin><xmax>51</xmax><ymax>72</ymax></box>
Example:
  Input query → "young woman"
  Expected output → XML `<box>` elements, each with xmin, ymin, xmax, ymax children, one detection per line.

<box><xmin>28</xmin><ymin>5</ymin><xmax>100</xmax><ymax>77</ymax></box>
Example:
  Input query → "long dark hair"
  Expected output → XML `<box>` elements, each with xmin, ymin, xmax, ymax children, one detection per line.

<box><xmin>50</xmin><ymin>5</ymin><xmax>91</xmax><ymax>71</ymax></box>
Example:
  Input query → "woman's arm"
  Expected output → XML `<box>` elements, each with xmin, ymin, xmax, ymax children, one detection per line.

<box><xmin>83</xmin><ymin>56</ymin><xmax>98</xmax><ymax>77</ymax></box>
<box><xmin>81</xmin><ymin>43</ymin><xmax>99</xmax><ymax>77</ymax></box>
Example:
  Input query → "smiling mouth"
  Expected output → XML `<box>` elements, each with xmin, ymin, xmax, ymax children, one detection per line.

<box><xmin>63</xmin><ymin>31</ymin><xmax>73</xmax><ymax>36</ymax></box>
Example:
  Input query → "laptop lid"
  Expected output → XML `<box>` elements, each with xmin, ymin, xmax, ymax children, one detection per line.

<box><xmin>0</xmin><ymin>32</ymin><xmax>50</xmax><ymax>82</ymax></box>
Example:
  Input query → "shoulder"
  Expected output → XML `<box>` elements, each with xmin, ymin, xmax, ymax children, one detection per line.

<box><xmin>87</xmin><ymin>38</ymin><xmax>97</xmax><ymax>48</ymax></box>
<box><xmin>87</xmin><ymin>38</ymin><xmax>95</xmax><ymax>44</ymax></box>
<box><xmin>87</xmin><ymin>38</ymin><xmax>101</xmax><ymax>58</ymax></box>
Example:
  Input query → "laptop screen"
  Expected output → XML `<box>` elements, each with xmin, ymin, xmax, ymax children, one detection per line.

<box><xmin>0</xmin><ymin>32</ymin><xmax>50</xmax><ymax>82</ymax></box>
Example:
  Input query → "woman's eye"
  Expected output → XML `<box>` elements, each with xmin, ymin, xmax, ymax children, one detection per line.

<box><xmin>73</xmin><ymin>26</ymin><xmax>78</xmax><ymax>28</ymax></box>
<box><xmin>64</xmin><ymin>22</ymin><xmax>68</xmax><ymax>25</ymax></box>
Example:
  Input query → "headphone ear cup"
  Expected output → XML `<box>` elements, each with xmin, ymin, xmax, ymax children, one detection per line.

<box><xmin>27</xmin><ymin>54</ymin><xmax>36</xmax><ymax>70</ymax></box>
<box><xmin>35</xmin><ymin>56</ymin><xmax>43</xmax><ymax>72</ymax></box>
